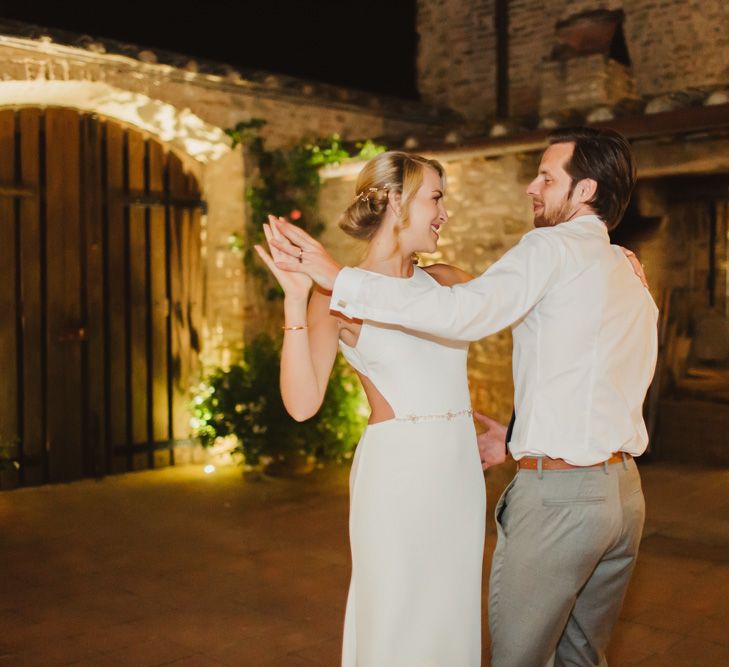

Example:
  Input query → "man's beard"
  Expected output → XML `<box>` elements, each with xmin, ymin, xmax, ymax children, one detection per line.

<box><xmin>533</xmin><ymin>198</ymin><xmax>573</xmax><ymax>228</ymax></box>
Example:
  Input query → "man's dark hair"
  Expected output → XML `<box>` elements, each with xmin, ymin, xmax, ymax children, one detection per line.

<box><xmin>548</xmin><ymin>126</ymin><xmax>636</xmax><ymax>230</ymax></box>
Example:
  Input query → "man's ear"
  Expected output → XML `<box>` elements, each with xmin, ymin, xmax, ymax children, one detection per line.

<box><xmin>575</xmin><ymin>178</ymin><xmax>597</xmax><ymax>204</ymax></box>
<box><xmin>388</xmin><ymin>189</ymin><xmax>402</xmax><ymax>217</ymax></box>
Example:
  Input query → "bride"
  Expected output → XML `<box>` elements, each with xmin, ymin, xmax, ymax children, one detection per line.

<box><xmin>255</xmin><ymin>151</ymin><xmax>488</xmax><ymax>666</ymax></box>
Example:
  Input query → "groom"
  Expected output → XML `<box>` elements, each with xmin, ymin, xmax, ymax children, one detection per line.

<box><xmin>271</xmin><ymin>126</ymin><xmax>658</xmax><ymax>667</ymax></box>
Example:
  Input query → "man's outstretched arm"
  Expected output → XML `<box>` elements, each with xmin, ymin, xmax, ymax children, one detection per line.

<box><xmin>267</xmin><ymin>216</ymin><xmax>565</xmax><ymax>342</ymax></box>
<box><xmin>330</xmin><ymin>231</ymin><xmax>564</xmax><ymax>341</ymax></box>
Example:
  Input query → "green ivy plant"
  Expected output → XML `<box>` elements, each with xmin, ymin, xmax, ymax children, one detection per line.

<box><xmin>225</xmin><ymin>119</ymin><xmax>386</xmax><ymax>298</ymax></box>
<box><xmin>197</xmin><ymin>122</ymin><xmax>382</xmax><ymax>467</ymax></box>
<box><xmin>191</xmin><ymin>333</ymin><xmax>367</xmax><ymax>467</ymax></box>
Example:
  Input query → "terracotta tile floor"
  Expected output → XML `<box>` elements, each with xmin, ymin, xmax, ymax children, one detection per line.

<box><xmin>1</xmin><ymin>460</ymin><xmax>728</xmax><ymax>666</ymax></box>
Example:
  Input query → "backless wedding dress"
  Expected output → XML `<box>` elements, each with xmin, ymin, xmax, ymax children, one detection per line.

<box><xmin>338</xmin><ymin>266</ymin><xmax>486</xmax><ymax>667</ymax></box>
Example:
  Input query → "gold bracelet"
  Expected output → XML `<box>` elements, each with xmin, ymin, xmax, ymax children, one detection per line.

<box><xmin>282</xmin><ymin>325</ymin><xmax>308</xmax><ymax>331</ymax></box>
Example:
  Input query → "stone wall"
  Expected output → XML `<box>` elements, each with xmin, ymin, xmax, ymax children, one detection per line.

<box><xmin>416</xmin><ymin>0</ymin><xmax>729</xmax><ymax>122</ymax></box>
<box><xmin>416</xmin><ymin>0</ymin><xmax>497</xmax><ymax>123</ymax></box>
<box><xmin>626</xmin><ymin>0</ymin><xmax>729</xmax><ymax>98</ymax></box>
<box><xmin>0</xmin><ymin>40</ymin><xmax>440</xmax><ymax>149</ymax></box>
<box><xmin>539</xmin><ymin>54</ymin><xmax>637</xmax><ymax>117</ymax></box>
<box><xmin>200</xmin><ymin>148</ymin><xmax>247</xmax><ymax>366</ymax></box>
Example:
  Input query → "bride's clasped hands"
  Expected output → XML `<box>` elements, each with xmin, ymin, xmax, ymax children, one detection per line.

<box><xmin>253</xmin><ymin>217</ymin><xmax>313</xmax><ymax>299</ymax></box>
<box><xmin>255</xmin><ymin>214</ymin><xmax>342</xmax><ymax>291</ymax></box>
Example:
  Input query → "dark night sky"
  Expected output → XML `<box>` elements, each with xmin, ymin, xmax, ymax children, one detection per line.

<box><xmin>0</xmin><ymin>0</ymin><xmax>419</xmax><ymax>99</ymax></box>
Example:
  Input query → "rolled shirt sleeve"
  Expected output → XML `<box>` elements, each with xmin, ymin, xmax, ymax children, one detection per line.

<box><xmin>329</xmin><ymin>228</ymin><xmax>566</xmax><ymax>342</ymax></box>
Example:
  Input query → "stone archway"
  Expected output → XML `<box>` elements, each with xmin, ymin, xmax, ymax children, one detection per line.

<box><xmin>0</xmin><ymin>80</ymin><xmax>230</xmax><ymax>165</ymax></box>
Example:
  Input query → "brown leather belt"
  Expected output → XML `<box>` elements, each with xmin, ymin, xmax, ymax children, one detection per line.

<box><xmin>517</xmin><ymin>452</ymin><xmax>631</xmax><ymax>470</ymax></box>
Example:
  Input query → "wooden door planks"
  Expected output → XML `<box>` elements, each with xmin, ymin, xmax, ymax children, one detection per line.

<box><xmin>45</xmin><ymin>108</ymin><xmax>83</xmax><ymax>482</ymax></box>
<box><xmin>18</xmin><ymin>109</ymin><xmax>43</xmax><ymax>486</ymax></box>
<box><xmin>0</xmin><ymin>110</ymin><xmax>18</xmax><ymax>488</ymax></box>
<box><xmin>0</xmin><ymin>108</ymin><xmax>203</xmax><ymax>488</ymax></box>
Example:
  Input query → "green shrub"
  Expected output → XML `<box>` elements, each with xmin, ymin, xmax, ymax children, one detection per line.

<box><xmin>191</xmin><ymin>333</ymin><xmax>367</xmax><ymax>465</ymax></box>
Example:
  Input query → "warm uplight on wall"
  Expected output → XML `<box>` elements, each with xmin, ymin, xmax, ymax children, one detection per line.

<box><xmin>0</xmin><ymin>79</ymin><xmax>230</xmax><ymax>162</ymax></box>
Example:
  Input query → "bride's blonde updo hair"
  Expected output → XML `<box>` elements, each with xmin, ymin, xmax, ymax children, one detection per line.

<box><xmin>339</xmin><ymin>151</ymin><xmax>446</xmax><ymax>241</ymax></box>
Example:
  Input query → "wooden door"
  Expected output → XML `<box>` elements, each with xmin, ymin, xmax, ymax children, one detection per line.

<box><xmin>0</xmin><ymin>108</ymin><xmax>204</xmax><ymax>489</ymax></box>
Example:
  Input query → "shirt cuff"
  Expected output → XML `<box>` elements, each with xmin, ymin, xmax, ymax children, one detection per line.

<box><xmin>330</xmin><ymin>267</ymin><xmax>367</xmax><ymax>319</ymax></box>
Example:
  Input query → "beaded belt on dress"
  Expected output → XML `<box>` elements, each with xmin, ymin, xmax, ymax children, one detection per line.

<box><xmin>395</xmin><ymin>408</ymin><xmax>473</xmax><ymax>424</ymax></box>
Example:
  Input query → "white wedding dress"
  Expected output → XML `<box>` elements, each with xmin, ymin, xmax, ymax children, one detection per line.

<box><xmin>339</xmin><ymin>266</ymin><xmax>486</xmax><ymax>667</ymax></box>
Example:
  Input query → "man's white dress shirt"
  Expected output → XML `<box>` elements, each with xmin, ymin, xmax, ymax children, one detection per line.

<box><xmin>330</xmin><ymin>215</ymin><xmax>659</xmax><ymax>466</ymax></box>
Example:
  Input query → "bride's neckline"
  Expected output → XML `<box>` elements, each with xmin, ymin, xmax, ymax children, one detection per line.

<box><xmin>355</xmin><ymin>264</ymin><xmax>419</xmax><ymax>280</ymax></box>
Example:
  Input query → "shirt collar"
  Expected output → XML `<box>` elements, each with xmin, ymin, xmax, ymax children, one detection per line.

<box><xmin>561</xmin><ymin>214</ymin><xmax>608</xmax><ymax>237</ymax></box>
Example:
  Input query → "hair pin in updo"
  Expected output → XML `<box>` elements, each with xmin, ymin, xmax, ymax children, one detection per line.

<box><xmin>354</xmin><ymin>182</ymin><xmax>393</xmax><ymax>203</ymax></box>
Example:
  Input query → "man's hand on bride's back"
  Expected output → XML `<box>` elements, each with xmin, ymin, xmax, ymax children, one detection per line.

<box><xmin>265</xmin><ymin>216</ymin><xmax>342</xmax><ymax>291</ymax></box>
<box><xmin>473</xmin><ymin>411</ymin><xmax>508</xmax><ymax>471</ymax></box>
<box><xmin>619</xmin><ymin>246</ymin><xmax>649</xmax><ymax>288</ymax></box>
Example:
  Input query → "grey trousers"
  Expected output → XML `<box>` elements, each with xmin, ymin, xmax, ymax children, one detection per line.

<box><xmin>488</xmin><ymin>456</ymin><xmax>645</xmax><ymax>667</ymax></box>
